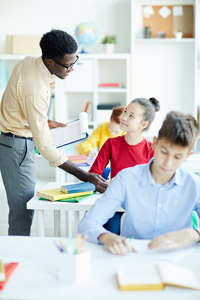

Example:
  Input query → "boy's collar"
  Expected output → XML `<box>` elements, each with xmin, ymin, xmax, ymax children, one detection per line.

<box><xmin>140</xmin><ymin>158</ymin><xmax>184</xmax><ymax>187</ymax></box>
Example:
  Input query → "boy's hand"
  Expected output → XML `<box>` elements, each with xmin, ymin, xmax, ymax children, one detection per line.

<box><xmin>98</xmin><ymin>233</ymin><xmax>137</xmax><ymax>255</ymax></box>
<box><xmin>48</xmin><ymin>120</ymin><xmax>66</xmax><ymax>130</ymax></box>
<box><xmin>148</xmin><ymin>229</ymin><xmax>200</xmax><ymax>251</ymax></box>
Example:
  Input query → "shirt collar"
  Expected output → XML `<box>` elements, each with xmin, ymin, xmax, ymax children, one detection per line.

<box><xmin>36</xmin><ymin>56</ymin><xmax>55</xmax><ymax>86</ymax></box>
<box><xmin>140</xmin><ymin>158</ymin><xmax>184</xmax><ymax>187</ymax></box>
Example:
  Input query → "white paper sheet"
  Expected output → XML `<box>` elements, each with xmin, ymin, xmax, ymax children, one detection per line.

<box><xmin>129</xmin><ymin>239</ymin><xmax>195</xmax><ymax>263</ymax></box>
<box><xmin>158</xmin><ymin>6</ymin><xmax>171</xmax><ymax>19</ymax></box>
<box><xmin>50</xmin><ymin>112</ymin><xmax>89</xmax><ymax>148</ymax></box>
<box><xmin>173</xmin><ymin>6</ymin><xmax>183</xmax><ymax>17</ymax></box>
<box><xmin>143</xmin><ymin>6</ymin><xmax>154</xmax><ymax>16</ymax></box>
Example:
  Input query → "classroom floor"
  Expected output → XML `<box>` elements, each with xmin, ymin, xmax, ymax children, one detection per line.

<box><xmin>0</xmin><ymin>156</ymin><xmax>78</xmax><ymax>237</ymax></box>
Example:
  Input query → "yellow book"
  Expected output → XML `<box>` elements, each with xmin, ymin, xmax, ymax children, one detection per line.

<box><xmin>116</xmin><ymin>262</ymin><xmax>200</xmax><ymax>291</ymax></box>
<box><xmin>0</xmin><ymin>260</ymin><xmax>5</xmax><ymax>281</ymax></box>
<box><xmin>36</xmin><ymin>188</ymin><xmax>93</xmax><ymax>201</ymax></box>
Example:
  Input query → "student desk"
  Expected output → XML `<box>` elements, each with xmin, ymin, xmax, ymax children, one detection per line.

<box><xmin>0</xmin><ymin>236</ymin><xmax>200</xmax><ymax>300</ymax></box>
<box><xmin>27</xmin><ymin>182</ymin><xmax>124</xmax><ymax>238</ymax></box>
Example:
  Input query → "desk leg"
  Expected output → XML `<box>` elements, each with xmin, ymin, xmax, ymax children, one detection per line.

<box><xmin>55</xmin><ymin>168</ymin><xmax>65</xmax><ymax>182</ymax></box>
<box><xmin>54</xmin><ymin>210</ymin><xmax>61</xmax><ymax>237</ymax></box>
<box><xmin>37</xmin><ymin>210</ymin><xmax>45</xmax><ymax>237</ymax></box>
<box><xmin>74</xmin><ymin>211</ymin><xmax>80</xmax><ymax>236</ymax></box>
<box><xmin>65</xmin><ymin>211</ymin><xmax>72</xmax><ymax>238</ymax></box>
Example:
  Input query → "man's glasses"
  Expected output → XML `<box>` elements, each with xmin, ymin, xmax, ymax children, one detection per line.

<box><xmin>51</xmin><ymin>55</ymin><xmax>79</xmax><ymax>70</ymax></box>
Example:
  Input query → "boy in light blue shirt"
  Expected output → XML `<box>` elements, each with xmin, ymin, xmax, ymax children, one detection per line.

<box><xmin>78</xmin><ymin>111</ymin><xmax>200</xmax><ymax>255</ymax></box>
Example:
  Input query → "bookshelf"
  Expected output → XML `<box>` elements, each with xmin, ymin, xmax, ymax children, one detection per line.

<box><xmin>54</xmin><ymin>53</ymin><xmax>131</xmax><ymax>127</ymax></box>
<box><xmin>131</xmin><ymin>0</ymin><xmax>198</xmax><ymax>139</ymax></box>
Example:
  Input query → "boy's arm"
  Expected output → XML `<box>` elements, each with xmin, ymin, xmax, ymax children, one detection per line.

<box><xmin>78</xmin><ymin>173</ymin><xmax>125</xmax><ymax>243</ymax></box>
<box><xmin>148</xmin><ymin>228</ymin><xmax>200</xmax><ymax>251</ymax></box>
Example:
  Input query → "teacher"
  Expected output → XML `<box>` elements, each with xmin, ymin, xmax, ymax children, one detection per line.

<box><xmin>0</xmin><ymin>29</ymin><xmax>108</xmax><ymax>236</ymax></box>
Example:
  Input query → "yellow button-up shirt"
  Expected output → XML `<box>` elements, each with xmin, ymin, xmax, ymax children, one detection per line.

<box><xmin>0</xmin><ymin>56</ymin><xmax>67</xmax><ymax>167</ymax></box>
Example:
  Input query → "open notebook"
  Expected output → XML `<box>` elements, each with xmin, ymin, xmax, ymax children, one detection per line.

<box><xmin>50</xmin><ymin>112</ymin><xmax>89</xmax><ymax>148</ymax></box>
<box><xmin>116</xmin><ymin>262</ymin><xmax>200</xmax><ymax>291</ymax></box>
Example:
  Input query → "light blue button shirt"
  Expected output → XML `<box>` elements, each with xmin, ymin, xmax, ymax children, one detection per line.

<box><xmin>78</xmin><ymin>159</ymin><xmax>200</xmax><ymax>244</ymax></box>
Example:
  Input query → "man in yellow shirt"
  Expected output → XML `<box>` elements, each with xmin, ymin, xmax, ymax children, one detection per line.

<box><xmin>0</xmin><ymin>29</ymin><xmax>107</xmax><ymax>236</ymax></box>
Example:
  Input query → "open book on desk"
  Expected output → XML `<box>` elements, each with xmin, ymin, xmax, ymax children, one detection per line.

<box><xmin>116</xmin><ymin>262</ymin><xmax>200</xmax><ymax>291</ymax></box>
<box><xmin>51</xmin><ymin>112</ymin><xmax>89</xmax><ymax>148</ymax></box>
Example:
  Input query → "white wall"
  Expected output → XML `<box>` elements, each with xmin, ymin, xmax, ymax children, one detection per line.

<box><xmin>0</xmin><ymin>0</ymin><xmax>131</xmax><ymax>54</ymax></box>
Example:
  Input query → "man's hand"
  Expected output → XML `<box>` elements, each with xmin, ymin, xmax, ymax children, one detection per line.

<box><xmin>48</xmin><ymin>120</ymin><xmax>66</xmax><ymax>130</ymax></box>
<box><xmin>89</xmin><ymin>173</ymin><xmax>108</xmax><ymax>193</ymax></box>
<box><xmin>58</xmin><ymin>161</ymin><xmax>108</xmax><ymax>193</ymax></box>
<box><xmin>98</xmin><ymin>233</ymin><xmax>137</xmax><ymax>255</ymax></box>
<box><xmin>148</xmin><ymin>229</ymin><xmax>200</xmax><ymax>251</ymax></box>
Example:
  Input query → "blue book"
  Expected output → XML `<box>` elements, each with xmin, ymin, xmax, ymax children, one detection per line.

<box><xmin>60</xmin><ymin>182</ymin><xmax>95</xmax><ymax>194</ymax></box>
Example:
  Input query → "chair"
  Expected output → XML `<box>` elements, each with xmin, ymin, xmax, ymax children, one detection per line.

<box><xmin>192</xmin><ymin>211</ymin><xmax>199</xmax><ymax>229</ymax></box>
<box><xmin>101</xmin><ymin>167</ymin><xmax>110</xmax><ymax>180</ymax></box>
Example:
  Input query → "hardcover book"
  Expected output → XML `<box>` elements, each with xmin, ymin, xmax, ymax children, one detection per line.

<box><xmin>36</xmin><ymin>188</ymin><xmax>93</xmax><ymax>201</ymax></box>
<box><xmin>60</xmin><ymin>182</ymin><xmax>95</xmax><ymax>194</ymax></box>
<box><xmin>116</xmin><ymin>262</ymin><xmax>200</xmax><ymax>291</ymax></box>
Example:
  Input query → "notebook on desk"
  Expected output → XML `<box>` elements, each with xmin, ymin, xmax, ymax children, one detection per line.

<box><xmin>36</xmin><ymin>188</ymin><xmax>93</xmax><ymax>201</ymax></box>
<box><xmin>60</xmin><ymin>182</ymin><xmax>95</xmax><ymax>194</ymax></box>
<box><xmin>39</xmin><ymin>193</ymin><xmax>94</xmax><ymax>203</ymax></box>
<box><xmin>116</xmin><ymin>262</ymin><xmax>200</xmax><ymax>291</ymax></box>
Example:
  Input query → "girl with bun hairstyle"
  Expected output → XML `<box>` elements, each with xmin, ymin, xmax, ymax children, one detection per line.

<box><xmin>89</xmin><ymin>97</ymin><xmax>160</xmax><ymax>234</ymax></box>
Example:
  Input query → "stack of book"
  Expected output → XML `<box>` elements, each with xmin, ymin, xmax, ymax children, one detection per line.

<box><xmin>36</xmin><ymin>182</ymin><xmax>96</xmax><ymax>202</ymax></box>
<box><xmin>68</xmin><ymin>154</ymin><xmax>88</xmax><ymax>164</ymax></box>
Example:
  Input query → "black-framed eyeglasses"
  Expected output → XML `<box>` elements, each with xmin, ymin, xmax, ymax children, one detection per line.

<box><xmin>51</xmin><ymin>55</ymin><xmax>79</xmax><ymax>70</ymax></box>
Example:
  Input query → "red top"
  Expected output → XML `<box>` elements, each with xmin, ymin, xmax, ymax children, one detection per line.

<box><xmin>89</xmin><ymin>135</ymin><xmax>154</xmax><ymax>178</ymax></box>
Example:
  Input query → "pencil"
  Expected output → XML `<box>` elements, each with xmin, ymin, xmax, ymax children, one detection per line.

<box><xmin>91</xmin><ymin>135</ymin><xmax>95</xmax><ymax>149</ymax></box>
<box><xmin>80</xmin><ymin>234</ymin><xmax>88</xmax><ymax>252</ymax></box>
<box><xmin>77</xmin><ymin>233</ymin><xmax>82</xmax><ymax>254</ymax></box>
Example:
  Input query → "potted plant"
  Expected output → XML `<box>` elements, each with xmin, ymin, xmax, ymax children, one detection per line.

<box><xmin>175</xmin><ymin>30</ymin><xmax>183</xmax><ymax>40</ymax></box>
<box><xmin>102</xmin><ymin>35</ymin><xmax>117</xmax><ymax>54</ymax></box>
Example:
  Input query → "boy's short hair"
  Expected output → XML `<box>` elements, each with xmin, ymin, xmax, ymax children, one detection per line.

<box><xmin>158</xmin><ymin>111</ymin><xmax>200</xmax><ymax>149</ymax></box>
<box><xmin>40</xmin><ymin>29</ymin><xmax>78</xmax><ymax>60</ymax></box>
<box><xmin>110</xmin><ymin>107</ymin><xmax>124</xmax><ymax>124</ymax></box>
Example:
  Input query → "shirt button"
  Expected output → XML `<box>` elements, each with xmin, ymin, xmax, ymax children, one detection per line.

<box><xmin>158</xmin><ymin>203</ymin><xmax>162</xmax><ymax>208</ymax></box>
<box><xmin>156</xmin><ymin>220</ymin><xmax>160</xmax><ymax>224</ymax></box>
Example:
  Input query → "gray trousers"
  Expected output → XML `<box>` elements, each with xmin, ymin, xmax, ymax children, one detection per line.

<box><xmin>0</xmin><ymin>134</ymin><xmax>35</xmax><ymax>235</ymax></box>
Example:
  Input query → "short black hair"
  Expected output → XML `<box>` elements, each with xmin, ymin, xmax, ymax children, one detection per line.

<box><xmin>158</xmin><ymin>111</ymin><xmax>199</xmax><ymax>149</ymax></box>
<box><xmin>40</xmin><ymin>29</ymin><xmax>78</xmax><ymax>60</ymax></box>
